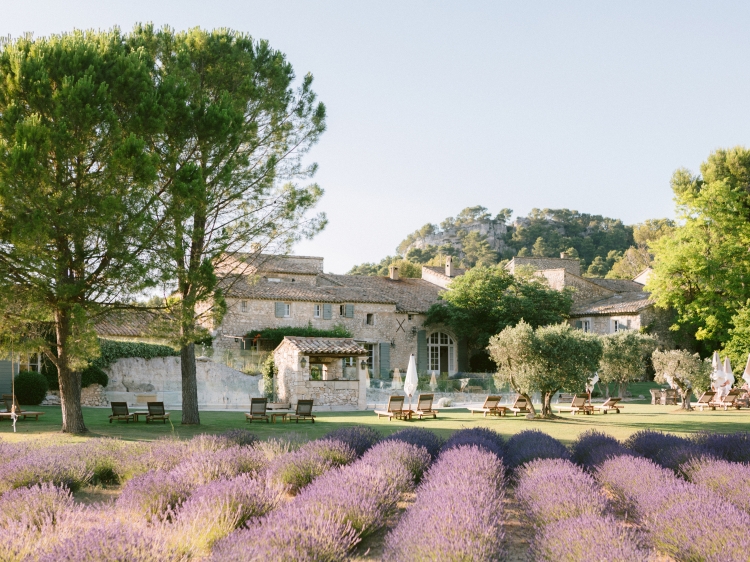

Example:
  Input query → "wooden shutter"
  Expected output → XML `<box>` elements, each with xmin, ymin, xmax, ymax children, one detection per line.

<box><xmin>379</xmin><ymin>342</ymin><xmax>390</xmax><ymax>378</ymax></box>
<box><xmin>417</xmin><ymin>330</ymin><xmax>427</xmax><ymax>373</ymax></box>
<box><xmin>275</xmin><ymin>302</ymin><xmax>286</xmax><ymax>318</ymax></box>
<box><xmin>323</xmin><ymin>303</ymin><xmax>332</xmax><ymax>319</ymax></box>
<box><xmin>457</xmin><ymin>338</ymin><xmax>469</xmax><ymax>373</ymax></box>
<box><xmin>575</xmin><ymin>320</ymin><xmax>583</xmax><ymax>330</ymax></box>
<box><xmin>345</xmin><ymin>304</ymin><xmax>354</xmax><ymax>318</ymax></box>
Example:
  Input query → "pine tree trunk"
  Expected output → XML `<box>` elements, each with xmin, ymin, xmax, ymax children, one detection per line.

<box><xmin>56</xmin><ymin>309</ymin><xmax>87</xmax><ymax>434</ymax></box>
<box><xmin>181</xmin><ymin>342</ymin><xmax>200</xmax><ymax>424</ymax></box>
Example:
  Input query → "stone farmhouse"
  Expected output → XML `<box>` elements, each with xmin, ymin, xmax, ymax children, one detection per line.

<box><xmin>208</xmin><ymin>254</ymin><xmax>469</xmax><ymax>378</ymax></box>
<box><xmin>505</xmin><ymin>256</ymin><xmax>655</xmax><ymax>334</ymax></box>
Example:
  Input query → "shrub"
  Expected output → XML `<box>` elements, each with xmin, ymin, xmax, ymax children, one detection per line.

<box><xmin>324</xmin><ymin>426</ymin><xmax>382</xmax><ymax>457</ymax></box>
<box><xmin>624</xmin><ymin>429</ymin><xmax>713</xmax><ymax>474</ymax></box>
<box><xmin>94</xmin><ymin>338</ymin><xmax>178</xmax><ymax>369</ymax></box>
<box><xmin>116</xmin><ymin>470</ymin><xmax>192</xmax><ymax>521</ymax></box>
<box><xmin>217</xmin><ymin>429</ymin><xmax>258</xmax><ymax>447</ymax></box>
<box><xmin>442</xmin><ymin>427</ymin><xmax>504</xmax><ymax>459</ymax></box>
<box><xmin>360</xmin><ymin>440</ymin><xmax>432</xmax><ymax>490</ymax></box>
<box><xmin>268</xmin><ymin>439</ymin><xmax>356</xmax><ymax>493</ymax></box>
<box><xmin>571</xmin><ymin>430</ymin><xmax>636</xmax><ymax>471</ymax></box>
<box><xmin>383</xmin><ymin>427</ymin><xmax>443</xmax><ymax>460</ymax></box>
<box><xmin>516</xmin><ymin>458</ymin><xmax>607</xmax><ymax>527</ymax></box>
<box><xmin>252</xmin><ymin>323</ymin><xmax>352</xmax><ymax>349</ymax></box>
<box><xmin>80</xmin><ymin>364</ymin><xmax>108</xmax><ymax>388</ymax></box>
<box><xmin>683</xmin><ymin>456</ymin><xmax>750</xmax><ymax>513</ymax></box>
<box><xmin>210</xmin><ymin>508</ymin><xmax>359</xmax><ymax>561</ymax></box>
<box><xmin>691</xmin><ymin>431</ymin><xmax>750</xmax><ymax>463</ymax></box>
<box><xmin>504</xmin><ymin>429</ymin><xmax>571</xmax><ymax>471</ymax></box>
<box><xmin>13</xmin><ymin>371</ymin><xmax>48</xmax><ymax>405</ymax></box>
<box><xmin>0</xmin><ymin>483</ymin><xmax>73</xmax><ymax>528</ymax></box>
<box><xmin>0</xmin><ymin>446</ymin><xmax>93</xmax><ymax>493</ymax></box>
<box><xmin>595</xmin><ymin>455</ymin><xmax>675</xmax><ymax>517</ymax></box>
<box><xmin>385</xmin><ymin>445</ymin><xmax>505</xmax><ymax>561</ymax></box>
<box><xmin>533</xmin><ymin>514</ymin><xmax>649</xmax><ymax>562</ymax></box>
<box><xmin>169</xmin><ymin>446</ymin><xmax>268</xmax><ymax>488</ymax></box>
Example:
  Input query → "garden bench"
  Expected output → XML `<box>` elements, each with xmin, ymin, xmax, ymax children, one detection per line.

<box><xmin>2</xmin><ymin>395</ymin><xmax>44</xmax><ymax>420</ymax></box>
<box><xmin>468</xmin><ymin>396</ymin><xmax>506</xmax><ymax>417</ymax></box>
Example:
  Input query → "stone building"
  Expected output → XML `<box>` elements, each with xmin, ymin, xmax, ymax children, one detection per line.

<box><xmin>207</xmin><ymin>254</ymin><xmax>468</xmax><ymax>377</ymax></box>
<box><xmin>504</xmin><ymin>256</ymin><xmax>656</xmax><ymax>335</ymax></box>
<box><xmin>273</xmin><ymin>337</ymin><xmax>368</xmax><ymax>410</ymax></box>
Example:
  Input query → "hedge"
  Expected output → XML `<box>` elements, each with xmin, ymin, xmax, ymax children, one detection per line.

<box><xmin>14</xmin><ymin>371</ymin><xmax>48</xmax><ymax>405</ymax></box>
<box><xmin>249</xmin><ymin>323</ymin><xmax>352</xmax><ymax>349</ymax></box>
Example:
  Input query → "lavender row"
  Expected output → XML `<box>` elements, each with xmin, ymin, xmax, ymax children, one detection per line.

<box><xmin>385</xmin><ymin>442</ymin><xmax>506</xmax><ymax>561</ymax></box>
<box><xmin>211</xmin><ymin>438</ymin><xmax>431</xmax><ymax>561</ymax></box>
<box><xmin>515</xmin><ymin>457</ymin><xmax>648</xmax><ymax>561</ymax></box>
<box><xmin>597</xmin><ymin>454</ymin><xmax>750</xmax><ymax>561</ymax></box>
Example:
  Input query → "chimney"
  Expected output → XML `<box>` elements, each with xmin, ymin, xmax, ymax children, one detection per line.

<box><xmin>389</xmin><ymin>264</ymin><xmax>399</xmax><ymax>281</ymax></box>
<box><xmin>445</xmin><ymin>256</ymin><xmax>453</xmax><ymax>278</ymax></box>
<box><xmin>560</xmin><ymin>252</ymin><xmax>568</xmax><ymax>259</ymax></box>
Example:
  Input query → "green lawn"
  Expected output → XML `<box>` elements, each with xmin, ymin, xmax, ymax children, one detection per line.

<box><xmin>3</xmin><ymin>401</ymin><xmax>749</xmax><ymax>445</ymax></box>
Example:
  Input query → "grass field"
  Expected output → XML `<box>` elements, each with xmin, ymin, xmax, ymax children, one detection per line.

<box><xmin>3</xmin><ymin>400</ymin><xmax>749</xmax><ymax>445</ymax></box>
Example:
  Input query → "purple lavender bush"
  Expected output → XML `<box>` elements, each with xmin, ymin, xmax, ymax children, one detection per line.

<box><xmin>515</xmin><ymin>458</ymin><xmax>607</xmax><ymax>527</ymax></box>
<box><xmin>0</xmin><ymin>483</ymin><xmax>73</xmax><ymax>528</ymax></box>
<box><xmin>268</xmin><ymin>438</ymin><xmax>356</xmax><ymax>493</ymax></box>
<box><xmin>210</xmin><ymin>507</ymin><xmax>359</xmax><ymax>562</ymax></box>
<box><xmin>442</xmin><ymin>427</ymin><xmax>504</xmax><ymax>459</ymax></box>
<box><xmin>169</xmin><ymin>445</ymin><xmax>268</xmax><ymax>487</ymax></box>
<box><xmin>116</xmin><ymin>470</ymin><xmax>192</xmax><ymax>521</ymax></box>
<box><xmin>0</xmin><ymin>446</ymin><xmax>93</xmax><ymax>493</ymax></box>
<box><xmin>323</xmin><ymin>426</ymin><xmax>382</xmax><ymax>457</ymax></box>
<box><xmin>359</xmin><ymin>440</ymin><xmax>432</xmax><ymax>490</ymax></box>
<box><xmin>113</xmin><ymin>438</ymin><xmax>192</xmax><ymax>482</ymax></box>
<box><xmin>504</xmin><ymin>429</ymin><xmax>571</xmax><ymax>471</ymax></box>
<box><xmin>385</xmin><ymin>445</ymin><xmax>505</xmax><ymax>561</ymax></box>
<box><xmin>571</xmin><ymin>429</ymin><xmax>635</xmax><ymax>470</ymax></box>
<box><xmin>382</xmin><ymin>427</ymin><xmax>443</xmax><ymax>460</ymax></box>
<box><xmin>217</xmin><ymin>429</ymin><xmax>258</xmax><ymax>447</ymax></box>
<box><xmin>297</xmin><ymin>461</ymin><xmax>404</xmax><ymax>539</ymax></box>
<box><xmin>533</xmin><ymin>514</ymin><xmax>649</xmax><ymax>562</ymax></box>
<box><xmin>174</xmin><ymin>474</ymin><xmax>286</xmax><ymax>553</ymax></box>
<box><xmin>595</xmin><ymin>455</ymin><xmax>675</xmax><ymax>516</ymax></box>
<box><xmin>682</xmin><ymin>456</ymin><xmax>750</xmax><ymax>513</ymax></box>
<box><xmin>692</xmin><ymin>431</ymin><xmax>750</xmax><ymax>463</ymax></box>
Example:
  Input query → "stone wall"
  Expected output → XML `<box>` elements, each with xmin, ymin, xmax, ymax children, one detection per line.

<box><xmin>104</xmin><ymin>356</ymin><xmax>262</xmax><ymax>409</ymax></box>
<box><xmin>568</xmin><ymin>313</ymin><xmax>643</xmax><ymax>335</ymax></box>
<box><xmin>82</xmin><ymin>384</ymin><xmax>108</xmax><ymax>407</ymax></box>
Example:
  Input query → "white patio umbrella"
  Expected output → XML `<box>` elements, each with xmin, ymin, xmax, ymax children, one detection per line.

<box><xmin>391</xmin><ymin>368</ymin><xmax>402</xmax><ymax>390</ymax></box>
<box><xmin>404</xmin><ymin>354</ymin><xmax>419</xmax><ymax>411</ymax></box>
<box><xmin>743</xmin><ymin>353</ymin><xmax>750</xmax><ymax>387</ymax></box>
<box><xmin>711</xmin><ymin>351</ymin><xmax>725</xmax><ymax>393</ymax></box>
<box><xmin>429</xmin><ymin>372</ymin><xmax>438</xmax><ymax>391</ymax></box>
<box><xmin>721</xmin><ymin>357</ymin><xmax>735</xmax><ymax>400</ymax></box>
<box><xmin>712</xmin><ymin>351</ymin><xmax>721</xmax><ymax>372</ymax></box>
<box><xmin>585</xmin><ymin>373</ymin><xmax>599</xmax><ymax>405</ymax></box>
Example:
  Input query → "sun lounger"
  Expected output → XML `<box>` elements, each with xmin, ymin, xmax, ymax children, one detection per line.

<box><xmin>555</xmin><ymin>394</ymin><xmax>593</xmax><ymax>415</ymax></box>
<box><xmin>694</xmin><ymin>391</ymin><xmax>717</xmax><ymax>411</ymax></box>
<box><xmin>412</xmin><ymin>394</ymin><xmax>438</xmax><ymax>419</ymax></box>
<box><xmin>468</xmin><ymin>395</ymin><xmax>506</xmax><ymax>417</ymax></box>
<box><xmin>593</xmin><ymin>397</ymin><xmax>623</xmax><ymax>414</ymax></box>
<box><xmin>245</xmin><ymin>397</ymin><xmax>269</xmax><ymax>423</ymax></box>
<box><xmin>711</xmin><ymin>389</ymin><xmax>741</xmax><ymax>411</ymax></box>
<box><xmin>375</xmin><ymin>395</ymin><xmax>410</xmax><ymax>421</ymax></box>
<box><xmin>509</xmin><ymin>395</ymin><xmax>531</xmax><ymax>416</ymax></box>
<box><xmin>145</xmin><ymin>401</ymin><xmax>170</xmax><ymax>424</ymax></box>
<box><xmin>2</xmin><ymin>395</ymin><xmax>44</xmax><ymax>420</ymax></box>
<box><xmin>289</xmin><ymin>399</ymin><xmax>316</xmax><ymax>423</ymax></box>
<box><xmin>109</xmin><ymin>402</ymin><xmax>135</xmax><ymax>423</ymax></box>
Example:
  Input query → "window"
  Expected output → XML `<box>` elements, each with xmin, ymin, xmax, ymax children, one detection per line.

<box><xmin>267</xmin><ymin>278</ymin><xmax>281</xmax><ymax>283</ymax></box>
<box><xmin>240</xmin><ymin>300</ymin><xmax>248</xmax><ymax>313</ymax></box>
<box><xmin>275</xmin><ymin>302</ymin><xmax>291</xmax><ymax>318</ymax></box>
<box><xmin>366</xmin><ymin>313</ymin><xmax>374</xmax><ymax>326</ymax></box>
<box><xmin>340</xmin><ymin>305</ymin><xmax>345</xmax><ymax>316</ymax></box>
<box><xmin>408</xmin><ymin>314</ymin><xmax>413</xmax><ymax>321</ymax></box>
<box><xmin>363</xmin><ymin>343</ymin><xmax>375</xmax><ymax>376</ymax></box>
<box><xmin>19</xmin><ymin>353</ymin><xmax>40</xmax><ymax>372</ymax></box>
<box><xmin>339</xmin><ymin>304</ymin><xmax>354</xmax><ymax>318</ymax></box>
<box><xmin>583</xmin><ymin>320</ymin><xmax>590</xmax><ymax>333</ymax></box>
<box><xmin>613</xmin><ymin>320</ymin><xmax>620</xmax><ymax>332</ymax></box>
<box><xmin>310</xmin><ymin>364</ymin><xmax>323</xmax><ymax>381</ymax></box>
<box><xmin>314</xmin><ymin>304</ymin><xmax>322</xmax><ymax>318</ymax></box>
<box><xmin>427</xmin><ymin>332</ymin><xmax>455</xmax><ymax>375</ymax></box>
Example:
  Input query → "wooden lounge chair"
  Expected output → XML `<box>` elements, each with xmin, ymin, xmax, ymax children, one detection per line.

<box><xmin>245</xmin><ymin>397</ymin><xmax>269</xmax><ymax>423</ymax></box>
<box><xmin>509</xmin><ymin>395</ymin><xmax>531</xmax><ymax>416</ymax></box>
<box><xmin>412</xmin><ymin>394</ymin><xmax>438</xmax><ymax>420</ymax></box>
<box><xmin>145</xmin><ymin>401</ymin><xmax>170</xmax><ymax>424</ymax></box>
<box><xmin>694</xmin><ymin>391</ymin><xmax>717</xmax><ymax>411</ymax></box>
<box><xmin>555</xmin><ymin>394</ymin><xmax>593</xmax><ymax>415</ymax></box>
<box><xmin>711</xmin><ymin>389</ymin><xmax>741</xmax><ymax>411</ymax></box>
<box><xmin>2</xmin><ymin>395</ymin><xmax>44</xmax><ymax>420</ymax></box>
<box><xmin>662</xmin><ymin>389</ymin><xmax>678</xmax><ymax>405</ymax></box>
<box><xmin>289</xmin><ymin>399</ymin><xmax>316</xmax><ymax>423</ymax></box>
<box><xmin>649</xmin><ymin>388</ymin><xmax>661</xmax><ymax>405</ymax></box>
<box><xmin>374</xmin><ymin>395</ymin><xmax>409</xmax><ymax>421</ymax></box>
<box><xmin>109</xmin><ymin>402</ymin><xmax>135</xmax><ymax>423</ymax></box>
<box><xmin>593</xmin><ymin>397</ymin><xmax>623</xmax><ymax>414</ymax></box>
<box><xmin>468</xmin><ymin>396</ymin><xmax>506</xmax><ymax>417</ymax></box>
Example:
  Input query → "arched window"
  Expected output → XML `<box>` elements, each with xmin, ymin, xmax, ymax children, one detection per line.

<box><xmin>427</xmin><ymin>332</ymin><xmax>455</xmax><ymax>375</ymax></box>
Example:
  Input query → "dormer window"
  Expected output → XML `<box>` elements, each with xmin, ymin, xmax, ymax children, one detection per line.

<box><xmin>268</xmin><ymin>278</ymin><xmax>281</xmax><ymax>283</ymax></box>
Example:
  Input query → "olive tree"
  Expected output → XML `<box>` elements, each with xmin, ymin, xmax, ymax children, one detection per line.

<box><xmin>598</xmin><ymin>331</ymin><xmax>658</xmax><ymax>398</ymax></box>
<box><xmin>489</xmin><ymin>321</ymin><xmax>603</xmax><ymax>418</ymax></box>
<box><xmin>652</xmin><ymin>349</ymin><xmax>711</xmax><ymax>410</ymax></box>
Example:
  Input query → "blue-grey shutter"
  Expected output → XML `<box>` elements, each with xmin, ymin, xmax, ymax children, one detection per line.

<box><xmin>345</xmin><ymin>304</ymin><xmax>354</xmax><ymax>318</ymax></box>
<box><xmin>323</xmin><ymin>303</ymin><xmax>332</xmax><ymax>320</ymax></box>
<box><xmin>274</xmin><ymin>302</ymin><xmax>285</xmax><ymax>318</ymax></box>
<box><xmin>575</xmin><ymin>320</ymin><xmax>583</xmax><ymax>330</ymax></box>
<box><xmin>457</xmin><ymin>338</ymin><xmax>468</xmax><ymax>373</ymax></box>
<box><xmin>417</xmin><ymin>330</ymin><xmax>427</xmax><ymax>373</ymax></box>
<box><xmin>379</xmin><ymin>342</ymin><xmax>390</xmax><ymax>378</ymax></box>
<box><xmin>0</xmin><ymin>360</ymin><xmax>12</xmax><ymax>395</ymax></box>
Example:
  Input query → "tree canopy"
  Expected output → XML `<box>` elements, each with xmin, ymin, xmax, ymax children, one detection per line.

<box><xmin>598</xmin><ymin>331</ymin><xmax>657</xmax><ymax>397</ymax></box>
<box><xmin>648</xmin><ymin>147</ymin><xmax>750</xmax><ymax>356</ymax></box>
<box><xmin>488</xmin><ymin>321</ymin><xmax>603</xmax><ymax>417</ymax></box>
<box><xmin>424</xmin><ymin>265</ymin><xmax>572</xmax><ymax>368</ymax></box>
<box><xmin>652</xmin><ymin>349</ymin><xmax>711</xmax><ymax>410</ymax></box>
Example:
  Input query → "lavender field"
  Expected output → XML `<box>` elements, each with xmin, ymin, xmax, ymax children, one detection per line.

<box><xmin>1</xmin><ymin>426</ymin><xmax>749</xmax><ymax>561</ymax></box>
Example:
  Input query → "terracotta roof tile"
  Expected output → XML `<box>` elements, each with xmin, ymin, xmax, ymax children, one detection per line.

<box><xmin>585</xmin><ymin>278</ymin><xmax>645</xmax><ymax>292</ymax></box>
<box><xmin>94</xmin><ymin>309</ymin><xmax>172</xmax><ymax>338</ymax></box>
<box><xmin>282</xmin><ymin>336</ymin><xmax>367</xmax><ymax>355</ymax></box>
<box><xmin>422</xmin><ymin>266</ymin><xmax>467</xmax><ymax>279</ymax></box>
<box><xmin>571</xmin><ymin>291</ymin><xmax>654</xmax><ymax>316</ymax></box>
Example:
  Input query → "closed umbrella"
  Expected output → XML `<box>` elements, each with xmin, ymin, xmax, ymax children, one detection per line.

<box><xmin>743</xmin><ymin>354</ymin><xmax>750</xmax><ymax>387</ymax></box>
<box><xmin>404</xmin><ymin>354</ymin><xmax>419</xmax><ymax>411</ymax></box>
<box><xmin>391</xmin><ymin>368</ymin><xmax>402</xmax><ymax>390</ymax></box>
<box><xmin>721</xmin><ymin>357</ymin><xmax>735</xmax><ymax>400</ymax></box>
<box><xmin>429</xmin><ymin>372</ymin><xmax>438</xmax><ymax>392</ymax></box>
<box><xmin>711</xmin><ymin>351</ymin><xmax>725</xmax><ymax>393</ymax></box>
<box><xmin>586</xmin><ymin>373</ymin><xmax>599</xmax><ymax>406</ymax></box>
<box><xmin>712</xmin><ymin>351</ymin><xmax>721</xmax><ymax>372</ymax></box>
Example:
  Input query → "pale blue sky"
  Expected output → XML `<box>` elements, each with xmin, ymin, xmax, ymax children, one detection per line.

<box><xmin>6</xmin><ymin>1</ymin><xmax>750</xmax><ymax>272</ymax></box>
